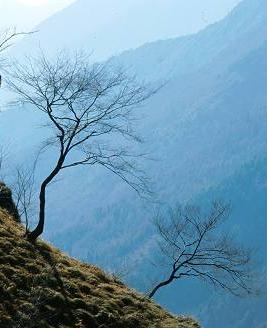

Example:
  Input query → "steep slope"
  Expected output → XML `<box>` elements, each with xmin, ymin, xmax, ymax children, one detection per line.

<box><xmin>0</xmin><ymin>201</ymin><xmax>199</xmax><ymax>328</ymax></box>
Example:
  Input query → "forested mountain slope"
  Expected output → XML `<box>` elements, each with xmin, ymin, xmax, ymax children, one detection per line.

<box><xmin>193</xmin><ymin>153</ymin><xmax>267</xmax><ymax>327</ymax></box>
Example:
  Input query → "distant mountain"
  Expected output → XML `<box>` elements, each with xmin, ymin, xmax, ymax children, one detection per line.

<box><xmin>1</xmin><ymin>0</ymin><xmax>267</xmax><ymax>327</ymax></box>
<box><xmin>115</xmin><ymin>0</ymin><xmax>267</xmax><ymax>80</ymax></box>
<box><xmin>11</xmin><ymin>0</ymin><xmax>241</xmax><ymax>62</ymax></box>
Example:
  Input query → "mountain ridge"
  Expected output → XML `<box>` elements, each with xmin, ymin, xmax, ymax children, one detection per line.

<box><xmin>10</xmin><ymin>0</ymin><xmax>241</xmax><ymax>62</ymax></box>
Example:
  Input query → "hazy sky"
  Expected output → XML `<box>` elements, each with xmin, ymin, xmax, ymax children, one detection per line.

<box><xmin>0</xmin><ymin>0</ymin><xmax>243</xmax><ymax>30</ymax></box>
<box><xmin>0</xmin><ymin>0</ymin><xmax>75</xmax><ymax>31</ymax></box>
<box><xmin>0</xmin><ymin>0</ymin><xmax>243</xmax><ymax>33</ymax></box>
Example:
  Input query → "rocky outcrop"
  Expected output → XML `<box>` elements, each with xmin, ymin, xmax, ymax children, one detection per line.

<box><xmin>0</xmin><ymin>182</ymin><xmax>20</xmax><ymax>222</ymax></box>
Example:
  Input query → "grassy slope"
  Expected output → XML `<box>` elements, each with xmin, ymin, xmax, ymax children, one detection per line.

<box><xmin>0</xmin><ymin>209</ymin><xmax>200</xmax><ymax>328</ymax></box>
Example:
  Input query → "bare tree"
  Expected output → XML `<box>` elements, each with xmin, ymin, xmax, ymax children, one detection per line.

<box><xmin>12</xmin><ymin>150</ymin><xmax>40</xmax><ymax>233</ymax></box>
<box><xmin>8</xmin><ymin>51</ymin><xmax>153</xmax><ymax>241</ymax></box>
<box><xmin>0</xmin><ymin>146</ymin><xmax>6</xmax><ymax>174</ymax></box>
<box><xmin>148</xmin><ymin>202</ymin><xmax>257</xmax><ymax>298</ymax></box>
<box><xmin>1</xmin><ymin>29</ymin><xmax>32</xmax><ymax>173</ymax></box>
<box><xmin>0</xmin><ymin>28</ymin><xmax>29</xmax><ymax>54</ymax></box>
<box><xmin>0</xmin><ymin>28</ymin><xmax>33</xmax><ymax>78</ymax></box>
<box><xmin>0</xmin><ymin>145</ymin><xmax>10</xmax><ymax>184</ymax></box>
<box><xmin>0</xmin><ymin>29</ymin><xmax>36</xmax><ymax>224</ymax></box>
<box><xmin>13</xmin><ymin>166</ymin><xmax>36</xmax><ymax>233</ymax></box>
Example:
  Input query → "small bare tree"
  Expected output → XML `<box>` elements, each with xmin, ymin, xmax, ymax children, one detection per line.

<box><xmin>0</xmin><ymin>146</ymin><xmax>6</xmax><ymax>173</ymax></box>
<box><xmin>13</xmin><ymin>166</ymin><xmax>36</xmax><ymax>232</ymax></box>
<box><xmin>149</xmin><ymin>202</ymin><xmax>257</xmax><ymax>298</ymax></box>
<box><xmin>8</xmin><ymin>51</ymin><xmax>153</xmax><ymax>241</ymax></box>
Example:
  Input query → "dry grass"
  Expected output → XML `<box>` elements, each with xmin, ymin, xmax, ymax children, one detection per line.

<box><xmin>0</xmin><ymin>209</ymin><xmax>200</xmax><ymax>328</ymax></box>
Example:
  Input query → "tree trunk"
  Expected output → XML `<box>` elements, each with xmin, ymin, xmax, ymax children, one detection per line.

<box><xmin>27</xmin><ymin>183</ymin><xmax>47</xmax><ymax>242</ymax></box>
<box><xmin>148</xmin><ymin>276</ymin><xmax>174</xmax><ymax>298</ymax></box>
<box><xmin>27</xmin><ymin>159</ymin><xmax>63</xmax><ymax>242</ymax></box>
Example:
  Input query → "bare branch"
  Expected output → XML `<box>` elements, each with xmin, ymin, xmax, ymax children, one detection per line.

<box><xmin>148</xmin><ymin>202</ymin><xmax>259</xmax><ymax>299</ymax></box>
<box><xmin>7</xmin><ymin>50</ymin><xmax>155</xmax><ymax>241</ymax></box>
<box><xmin>0</xmin><ymin>28</ymin><xmax>36</xmax><ymax>70</ymax></box>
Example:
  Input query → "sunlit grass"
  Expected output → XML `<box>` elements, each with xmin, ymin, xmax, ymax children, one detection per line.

<box><xmin>0</xmin><ymin>208</ymin><xmax>200</xmax><ymax>327</ymax></box>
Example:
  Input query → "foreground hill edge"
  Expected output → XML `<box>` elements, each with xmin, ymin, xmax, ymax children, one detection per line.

<box><xmin>0</xmin><ymin>206</ymin><xmax>200</xmax><ymax>328</ymax></box>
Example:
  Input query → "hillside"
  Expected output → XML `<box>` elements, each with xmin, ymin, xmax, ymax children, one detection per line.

<box><xmin>0</xmin><ymin>187</ymin><xmax>199</xmax><ymax>328</ymax></box>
